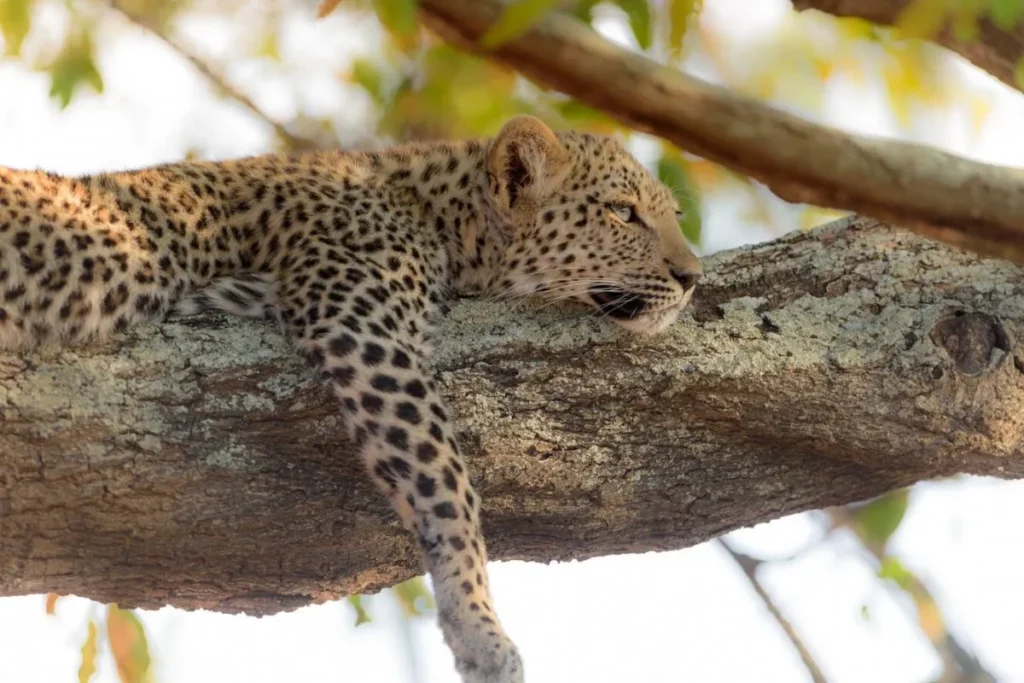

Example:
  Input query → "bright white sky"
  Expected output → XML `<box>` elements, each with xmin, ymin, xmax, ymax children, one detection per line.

<box><xmin>1</xmin><ymin>1</ymin><xmax>1024</xmax><ymax>682</ymax></box>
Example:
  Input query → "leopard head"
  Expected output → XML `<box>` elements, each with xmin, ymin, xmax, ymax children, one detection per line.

<box><xmin>485</xmin><ymin>115</ymin><xmax>702</xmax><ymax>334</ymax></box>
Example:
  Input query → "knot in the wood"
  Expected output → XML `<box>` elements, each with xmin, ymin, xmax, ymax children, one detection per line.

<box><xmin>930</xmin><ymin>310</ymin><xmax>1010</xmax><ymax>377</ymax></box>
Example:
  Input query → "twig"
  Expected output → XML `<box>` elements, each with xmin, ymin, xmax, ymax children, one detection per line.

<box><xmin>718</xmin><ymin>538</ymin><xmax>829</xmax><ymax>683</ymax></box>
<box><xmin>417</xmin><ymin>0</ymin><xmax>1024</xmax><ymax>264</ymax></box>
<box><xmin>105</xmin><ymin>1</ymin><xmax>320</xmax><ymax>151</ymax></box>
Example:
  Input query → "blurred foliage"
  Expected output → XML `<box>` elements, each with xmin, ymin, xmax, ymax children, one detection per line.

<box><xmin>1</xmin><ymin>0</ymin><xmax>1014</xmax><ymax>243</ymax></box>
<box><xmin>106</xmin><ymin>606</ymin><xmax>154</xmax><ymax>683</ymax></box>
<box><xmin>725</xmin><ymin>488</ymin><xmax>996</xmax><ymax>682</ymax></box>
<box><xmin>0</xmin><ymin>0</ymin><xmax>31</xmax><ymax>55</ymax></box>
<box><xmin>345</xmin><ymin>576</ymin><xmax>436</xmax><ymax>627</ymax></box>
<box><xmin>46</xmin><ymin>24</ymin><xmax>103</xmax><ymax>108</ymax></box>
<box><xmin>49</xmin><ymin>578</ymin><xmax>434</xmax><ymax>682</ymax></box>
<box><xmin>78</xmin><ymin>620</ymin><xmax>99</xmax><ymax>683</ymax></box>
<box><xmin>48</xmin><ymin>597</ymin><xmax>155</xmax><ymax>683</ymax></box>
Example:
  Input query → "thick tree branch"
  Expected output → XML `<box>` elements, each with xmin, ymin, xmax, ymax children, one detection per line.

<box><xmin>2</xmin><ymin>216</ymin><xmax>1024</xmax><ymax>615</ymax></box>
<box><xmin>416</xmin><ymin>0</ymin><xmax>1024</xmax><ymax>265</ymax></box>
<box><xmin>793</xmin><ymin>0</ymin><xmax>1024</xmax><ymax>96</ymax></box>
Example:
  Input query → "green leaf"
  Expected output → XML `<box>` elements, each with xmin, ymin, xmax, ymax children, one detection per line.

<box><xmin>555</xmin><ymin>99</ymin><xmax>617</xmax><ymax>131</ymax></box>
<box><xmin>853</xmin><ymin>489</ymin><xmax>909</xmax><ymax>550</ymax></box>
<box><xmin>1016</xmin><ymin>56</ymin><xmax>1024</xmax><ymax>90</ymax></box>
<box><xmin>657</xmin><ymin>154</ymin><xmax>702</xmax><ymax>244</ymax></box>
<box><xmin>350</xmin><ymin>58</ymin><xmax>386</xmax><ymax>105</ymax></box>
<box><xmin>347</xmin><ymin>595</ymin><xmax>372</xmax><ymax>626</ymax></box>
<box><xmin>392</xmin><ymin>576</ymin><xmax>436</xmax><ymax>619</ymax></box>
<box><xmin>568</xmin><ymin>0</ymin><xmax>602</xmax><ymax>24</ymax></box>
<box><xmin>0</xmin><ymin>0</ymin><xmax>32</xmax><ymax>56</ymax></box>
<box><xmin>877</xmin><ymin>556</ymin><xmax>915</xmax><ymax>592</ymax></box>
<box><xmin>372</xmin><ymin>0</ymin><xmax>418</xmax><ymax>39</ymax></box>
<box><xmin>667</xmin><ymin>0</ymin><xmax>699</xmax><ymax>58</ymax></box>
<box><xmin>990</xmin><ymin>0</ymin><xmax>1024</xmax><ymax>30</ymax></box>
<box><xmin>480</xmin><ymin>0</ymin><xmax>559</xmax><ymax>48</ymax></box>
<box><xmin>613</xmin><ymin>0</ymin><xmax>652</xmax><ymax>50</ymax></box>
<box><xmin>950</xmin><ymin>4</ymin><xmax>981</xmax><ymax>42</ymax></box>
<box><xmin>894</xmin><ymin>0</ymin><xmax>948</xmax><ymax>39</ymax></box>
<box><xmin>47</xmin><ymin>29</ymin><xmax>104</xmax><ymax>109</ymax></box>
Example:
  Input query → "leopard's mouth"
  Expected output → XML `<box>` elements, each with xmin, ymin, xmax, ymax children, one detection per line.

<box><xmin>589</xmin><ymin>286</ymin><xmax>650</xmax><ymax>320</ymax></box>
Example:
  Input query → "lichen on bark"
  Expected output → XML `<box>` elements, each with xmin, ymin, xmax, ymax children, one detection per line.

<box><xmin>1</xmin><ymin>216</ymin><xmax>1022</xmax><ymax>615</ymax></box>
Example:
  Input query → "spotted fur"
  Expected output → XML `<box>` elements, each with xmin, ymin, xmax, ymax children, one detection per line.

<box><xmin>0</xmin><ymin>116</ymin><xmax>701</xmax><ymax>682</ymax></box>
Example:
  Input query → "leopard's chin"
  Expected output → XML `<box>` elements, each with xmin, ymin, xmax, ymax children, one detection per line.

<box><xmin>603</xmin><ymin>287</ymin><xmax>694</xmax><ymax>335</ymax></box>
<box><xmin>610</xmin><ymin>308</ymin><xmax>679</xmax><ymax>334</ymax></box>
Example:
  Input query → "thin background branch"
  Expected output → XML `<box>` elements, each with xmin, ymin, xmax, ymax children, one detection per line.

<box><xmin>719</xmin><ymin>538</ymin><xmax>829</xmax><ymax>683</ymax></box>
<box><xmin>105</xmin><ymin>0</ymin><xmax>321</xmax><ymax>151</ymax></box>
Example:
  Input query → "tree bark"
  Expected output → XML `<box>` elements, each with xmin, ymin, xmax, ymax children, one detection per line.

<box><xmin>792</xmin><ymin>0</ymin><xmax>1024</xmax><ymax>95</ymax></box>
<box><xmin>417</xmin><ymin>0</ymin><xmax>1024</xmax><ymax>265</ymax></box>
<box><xmin>2</xmin><ymin>216</ymin><xmax>1023</xmax><ymax>615</ymax></box>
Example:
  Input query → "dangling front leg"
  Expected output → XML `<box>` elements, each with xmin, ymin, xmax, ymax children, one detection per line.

<box><xmin>324</xmin><ymin>336</ymin><xmax>521</xmax><ymax>682</ymax></box>
<box><xmin>279</xmin><ymin>255</ymin><xmax>522</xmax><ymax>683</ymax></box>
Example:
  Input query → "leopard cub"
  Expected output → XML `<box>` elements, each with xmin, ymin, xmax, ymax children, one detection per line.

<box><xmin>0</xmin><ymin>115</ymin><xmax>702</xmax><ymax>682</ymax></box>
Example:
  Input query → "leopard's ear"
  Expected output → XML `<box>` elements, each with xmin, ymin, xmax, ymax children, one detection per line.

<box><xmin>486</xmin><ymin>116</ymin><xmax>571</xmax><ymax>221</ymax></box>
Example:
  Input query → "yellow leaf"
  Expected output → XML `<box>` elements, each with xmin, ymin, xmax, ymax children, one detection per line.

<box><xmin>917</xmin><ymin>596</ymin><xmax>946</xmax><ymax>642</ymax></box>
<box><xmin>894</xmin><ymin>0</ymin><xmax>948</xmax><ymax>39</ymax></box>
<box><xmin>969</xmin><ymin>96</ymin><xmax>993</xmax><ymax>136</ymax></box>
<box><xmin>480</xmin><ymin>0</ymin><xmax>559</xmax><ymax>48</ymax></box>
<box><xmin>800</xmin><ymin>207</ymin><xmax>848</xmax><ymax>231</ymax></box>
<box><xmin>78</xmin><ymin>621</ymin><xmax>99</xmax><ymax>683</ymax></box>
<box><xmin>687</xmin><ymin>159</ymin><xmax>726</xmax><ymax>190</ymax></box>
<box><xmin>316</xmin><ymin>0</ymin><xmax>343</xmax><ymax>18</ymax></box>
<box><xmin>881</xmin><ymin>46</ymin><xmax>939</xmax><ymax>127</ymax></box>
<box><xmin>834</xmin><ymin>56</ymin><xmax>865</xmax><ymax>84</ymax></box>
<box><xmin>256</xmin><ymin>29</ymin><xmax>281</xmax><ymax>60</ymax></box>
<box><xmin>107</xmin><ymin>605</ymin><xmax>153</xmax><ymax>683</ymax></box>
<box><xmin>0</xmin><ymin>0</ymin><xmax>33</xmax><ymax>57</ymax></box>
<box><xmin>812</xmin><ymin>57</ymin><xmax>833</xmax><ymax>81</ymax></box>
<box><xmin>667</xmin><ymin>0</ymin><xmax>700</xmax><ymax>59</ymax></box>
<box><xmin>45</xmin><ymin>593</ymin><xmax>60</xmax><ymax>615</ymax></box>
<box><xmin>834</xmin><ymin>15</ymin><xmax>876</xmax><ymax>41</ymax></box>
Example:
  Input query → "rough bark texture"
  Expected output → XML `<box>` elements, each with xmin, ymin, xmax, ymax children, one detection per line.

<box><xmin>418</xmin><ymin>0</ymin><xmax>1024</xmax><ymax>265</ymax></box>
<box><xmin>3</xmin><ymin>216</ymin><xmax>1024</xmax><ymax>615</ymax></box>
<box><xmin>793</xmin><ymin>0</ymin><xmax>1024</xmax><ymax>95</ymax></box>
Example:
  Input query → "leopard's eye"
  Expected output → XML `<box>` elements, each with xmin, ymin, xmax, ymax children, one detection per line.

<box><xmin>608</xmin><ymin>204</ymin><xmax>638</xmax><ymax>223</ymax></box>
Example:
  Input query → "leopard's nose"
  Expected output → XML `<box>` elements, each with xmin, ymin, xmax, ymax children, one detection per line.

<box><xmin>670</xmin><ymin>268</ymin><xmax>701</xmax><ymax>291</ymax></box>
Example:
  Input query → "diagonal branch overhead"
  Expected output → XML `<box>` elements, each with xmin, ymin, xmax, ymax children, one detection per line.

<box><xmin>3</xmin><ymin>217</ymin><xmax>1023</xmax><ymax>615</ymax></box>
<box><xmin>417</xmin><ymin>0</ymin><xmax>1024</xmax><ymax>265</ymax></box>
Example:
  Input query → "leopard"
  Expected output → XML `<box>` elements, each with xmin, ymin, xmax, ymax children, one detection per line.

<box><xmin>0</xmin><ymin>115</ymin><xmax>702</xmax><ymax>683</ymax></box>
